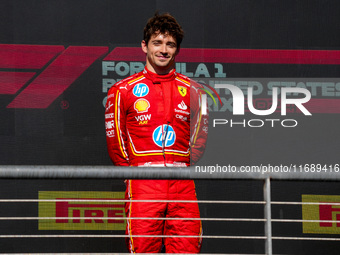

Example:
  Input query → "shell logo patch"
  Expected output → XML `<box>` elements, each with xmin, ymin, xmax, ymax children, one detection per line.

<box><xmin>134</xmin><ymin>99</ymin><xmax>150</xmax><ymax>113</ymax></box>
<box><xmin>178</xmin><ymin>86</ymin><xmax>187</xmax><ymax>97</ymax></box>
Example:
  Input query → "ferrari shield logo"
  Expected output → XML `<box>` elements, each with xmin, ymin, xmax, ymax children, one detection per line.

<box><xmin>178</xmin><ymin>86</ymin><xmax>187</xmax><ymax>97</ymax></box>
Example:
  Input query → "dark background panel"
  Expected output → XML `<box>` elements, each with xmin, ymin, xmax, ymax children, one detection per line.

<box><xmin>1</xmin><ymin>0</ymin><xmax>340</xmax><ymax>254</ymax></box>
<box><xmin>271</xmin><ymin>181</ymin><xmax>340</xmax><ymax>254</ymax></box>
<box><xmin>0</xmin><ymin>0</ymin><xmax>339</xmax><ymax>49</ymax></box>
<box><xmin>0</xmin><ymin>179</ymin><xmax>265</xmax><ymax>253</ymax></box>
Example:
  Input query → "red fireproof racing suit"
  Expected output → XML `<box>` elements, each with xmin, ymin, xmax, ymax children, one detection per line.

<box><xmin>105</xmin><ymin>67</ymin><xmax>208</xmax><ymax>253</ymax></box>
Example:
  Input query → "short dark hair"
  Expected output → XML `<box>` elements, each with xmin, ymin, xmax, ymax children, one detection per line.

<box><xmin>143</xmin><ymin>12</ymin><xmax>184</xmax><ymax>47</ymax></box>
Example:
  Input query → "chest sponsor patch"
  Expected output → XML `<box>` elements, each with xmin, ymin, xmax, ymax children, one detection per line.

<box><xmin>133</xmin><ymin>83</ymin><xmax>149</xmax><ymax>97</ymax></box>
<box><xmin>135</xmin><ymin>114</ymin><xmax>151</xmax><ymax>125</ymax></box>
<box><xmin>105</xmin><ymin>101</ymin><xmax>113</xmax><ymax>113</ymax></box>
<box><xmin>105</xmin><ymin>113</ymin><xmax>114</xmax><ymax>119</ymax></box>
<box><xmin>105</xmin><ymin>120</ymin><xmax>114</xmax><ymax>129</ymax></box>
<box><xmin>178</xmin><ymin>86</ymin><xmax>187</xmax><ymax>97</ymax></box>
<box><xmin>135</xmin><ymin>114</ymin><xmax>151</xmax><ymax>122</ymax></box>
<box><xmin>134</xmin><ymin>99</ymin><xmax>150</xmax><ymax>113</ymax></box>
<box><xmin>178</xmin><ymin>100</ymin><xmax>188</xmax><ymax>110</ymax></box>
<box><xmin>152</xmin><ymin>124</ymin><xmax>176</xmax><ymax>147</ymax></box>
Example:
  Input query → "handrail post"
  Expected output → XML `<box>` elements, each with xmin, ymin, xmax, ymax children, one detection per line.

<box><xmin>264</xmin><ymin>176</ymin><xmax>272</xmax><ymax>255</ymax></box>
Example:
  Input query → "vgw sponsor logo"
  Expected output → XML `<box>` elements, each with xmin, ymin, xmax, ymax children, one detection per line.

<box><xmin>135</xmin><ymin>113</ymin><xmax>151</xmax><ymax>125</ymax></box>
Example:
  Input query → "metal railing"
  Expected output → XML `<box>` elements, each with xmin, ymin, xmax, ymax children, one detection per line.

<box><xmin>1</xmin><ymin>165</ymin><xmax>340</xmax><ymax>255</ymax></box>
<box><xmin>1</xmin><ymin>165</ymin><xmax>340</xmax><ymax>180</ymax></box>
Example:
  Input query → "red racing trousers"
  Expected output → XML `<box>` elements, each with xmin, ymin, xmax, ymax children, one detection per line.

<box><xmin>125</xmin><ymin>179</ymin><xmax>202</xmax><ymax>253</ymax></box>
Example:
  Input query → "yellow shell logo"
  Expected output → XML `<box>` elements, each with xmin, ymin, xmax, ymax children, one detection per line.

<box><xmin>134</xmin><ymin>99</ymin><xmax>150</xmax><ymax>113</ymax></box>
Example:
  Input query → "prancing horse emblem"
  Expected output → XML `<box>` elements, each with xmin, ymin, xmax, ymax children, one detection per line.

<box><xmin>178</xmin><ymin>86</ymin><xmax>187</xmax><ymax>97</ymax></box>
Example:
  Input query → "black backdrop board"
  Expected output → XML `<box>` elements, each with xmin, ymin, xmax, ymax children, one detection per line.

<box><xmin>1</xmin><ymin>0</ymin><xmax>340</xmax><ymax>254</ymax></box>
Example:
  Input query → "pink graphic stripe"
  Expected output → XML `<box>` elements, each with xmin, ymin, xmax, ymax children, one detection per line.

<box><xmin>0</xmin><ymin>71</ymin><xmax>35</xmax><ymax>94</ymax></box>
<box><xmin>304</xmin><ymin>99</ymin><xmax>340</xmax><ymax>114</ymax></box>
<box><xmin>0</xmin><ymin>44</ymin><xmax>64</xmax><ymax>69</ymax></box>
<box><xmin>104</xmin><ymin>47</ymin><xmax>340</xmax><ymax>65</ymax></box>
<box><xmin>7</xmin><ymin>46</ymin><xmax>108</xmax><ymax>109</ymax></box>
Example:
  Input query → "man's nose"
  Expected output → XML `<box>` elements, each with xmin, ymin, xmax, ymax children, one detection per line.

<box><xmin>160</xmin><ymin>44</ymin><xmax>168</xmax><ymax>53</ymax></box>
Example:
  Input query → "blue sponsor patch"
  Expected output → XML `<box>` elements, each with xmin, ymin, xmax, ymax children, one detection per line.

<box><xmin>152</xmin><ymin>124</ymin><xmax>176</xmax><ymax>148</ymax></box>
<box><xmin>133</xmin><ymin>83</ymin><xmax>149</xmax><ymax>97</ymax></box>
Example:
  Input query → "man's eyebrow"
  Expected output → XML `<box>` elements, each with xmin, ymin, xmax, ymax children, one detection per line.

<box><xmin>150</xmin><ymin>39</ymin><xmax>177</xmax><ymax>46</ymax></box>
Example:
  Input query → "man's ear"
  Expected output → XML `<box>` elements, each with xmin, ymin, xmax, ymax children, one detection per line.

<box><xmin>141</xmin><ymin>40</ymin><xmax>148</xmax><ymax>54</ymax></box>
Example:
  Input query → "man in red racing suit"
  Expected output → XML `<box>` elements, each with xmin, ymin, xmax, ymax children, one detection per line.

<box><xmin>105</xmin><ymin>13</ymin><xmax>208</xmax><ymax>253</ymax></box>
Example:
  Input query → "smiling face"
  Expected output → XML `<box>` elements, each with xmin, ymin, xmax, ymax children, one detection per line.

<box><xmin>142</xmin><ymin>32</ymin><xmax>179</xmax><ymax>75</ymax></box>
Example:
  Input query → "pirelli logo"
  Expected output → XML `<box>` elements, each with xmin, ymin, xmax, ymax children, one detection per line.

<box><xmin>38</xmin><ymin>191</ymin><xmax>126</xmax><ymax>230</ymax></box>
<box><xmin>302</xmin><ymin>194</ymin><xmax>340</xmax><ymax>234</ymax></box>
